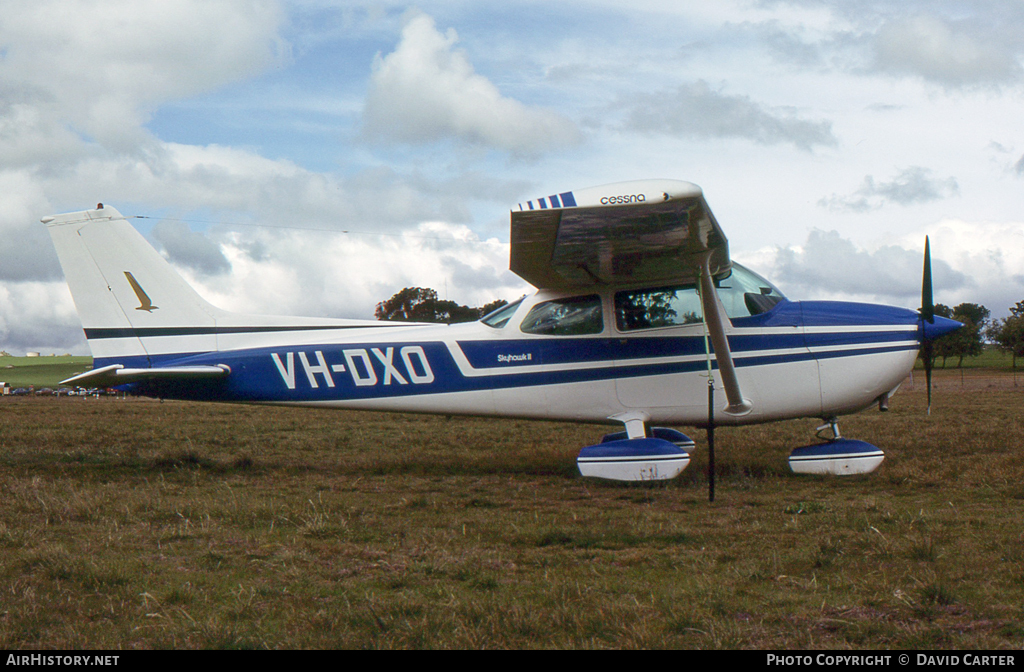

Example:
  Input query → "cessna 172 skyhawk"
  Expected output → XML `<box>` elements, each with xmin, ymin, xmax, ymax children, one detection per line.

<box><xmin>44</xmin><ymin>179</ymin><xmax>960</xmax><ymax>483</ymax></box>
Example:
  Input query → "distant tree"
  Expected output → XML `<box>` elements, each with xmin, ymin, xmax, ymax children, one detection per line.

<box><xmin>375</xmin><ymin>287</ymin><xmax>508</xmax><ymax>324</ymax></box>
<box><xmin>924</xmin><ymin>304</ymin><xmax>954</xmax><ymax>367</ymax></box>
<box><xmin>941</xmin><ymin>303</ymin><xmax>990</xmax><ymax>367</ymax></box>
<box><xmin>989</xmin><ymin>311</ymin><xmax>1024</xmax><ymax>371</ymax></box>
<box><xmin>478</xmin><ymin>298</ymin><xmax>510</xmax><ymax>318</ymax></box>
<box><xmin>953</xmin><ymin>302</ymin><xmax>990</xmax><ymax>328</ymax></box>
<box><xmin>923</xmin><ymin>303</ymin><xmax>991</xmax><ymax>368</ymax></box>
<box><xmin>374</xmin><ymin>287</ymin><xmax>440</xmax><ymax>322</ymax></box>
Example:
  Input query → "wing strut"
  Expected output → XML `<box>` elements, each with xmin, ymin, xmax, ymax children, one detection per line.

<box><xmin>697</xmin><ymin>257</ymin><xmax>752</xmax><ymax>416</ymax></box>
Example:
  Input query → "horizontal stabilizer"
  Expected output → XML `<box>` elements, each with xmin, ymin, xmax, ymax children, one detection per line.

<box><xmin>61</xmin><ymin>364</ymin><xmax>230</xmax><ymax>387</ymax></box>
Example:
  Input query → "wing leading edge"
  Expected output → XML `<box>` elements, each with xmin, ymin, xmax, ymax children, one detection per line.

<box><xmin>510</xmin><ymin>179</ymin><xmax>729</xmax><ymax>290</ymax></box>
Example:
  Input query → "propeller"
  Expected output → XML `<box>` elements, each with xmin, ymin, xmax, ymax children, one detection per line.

<box><xmin>920</xmin><ymin>237</ymin><xmax>934</xmax><ymax>415</ymax></box>
<box><xmin>917</xmin><ymin>238</ymin><xmax>965</xmax><ymax>415</ymax></box>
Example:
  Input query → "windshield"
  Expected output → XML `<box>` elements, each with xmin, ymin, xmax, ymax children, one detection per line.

<box><xmin>481</xmin><ymin>298</ymin><xmax>523</xmax><ymax>328</ymax></box>
<box><xmin>715</xmin><ymin>263</ymin><xmax>786</xmax><ymax>318</ymax></box>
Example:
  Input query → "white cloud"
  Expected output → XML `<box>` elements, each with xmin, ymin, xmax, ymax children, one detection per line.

<box><xmin>768</xmin><ymin>229</ymin><xmax>966</xmax><ymax>303</ymax></box>
<box><xmin>186</xmin><ymin>221</ymin><xmax>527</xmax><ymax>321</ymax></box>
<box><xmin>0</xmin><ymin>281</ymin><xmax>82</xmax><ymax>354</ymax></box>
<box><xmin>748</xmin><ymin>4</ymin><xmax>1024</xmax><ymax>90</ymax></box>
<box><xmin>744</xmin><ymin>222</ymin><xmax>1024</xmax><ymax>318</ymax></box>
<box><xmin>362</xmin><ymin>12</ymin><xmax>581</xmax><ymax>154</ymax></box>
<box><xmin>0</xmin><ymin>170</ymin><xmax>64</xmax><ymax>281</ymax></box>
<box><xmin>0</xmin><ymin>1</ymin><xmax>292</xmax><ymax>281</ymax></box>
<box><xmin>870</xmin><ymin>14</ymin><xmax>1022</xmax><ymax>89</ymax></box>
<box><xmin>905</xmin><ymin>220</ymin><xmax>1024</xmax><ymax>317</ymax></box>
<box><xmin>622</xmin><ymin>80</ymin><xmax>837</xmax><ymax>151</ymax></box>
<box><xmin>0</xmin><ymin>0</ymin><xmax>288</xmax><ymax>151</ymax></box>
<box><xmin>819</xmin><ymin>167</ymin><xmax>959</xmax><ymax>212</ymax></box>
<box><xmin>0</xmin><ymin>4</ymin><xmax>538</xmax><ymax>353</ymax></box>
<box><xmin>151</xmin><ymin>220</ymin><xmax>231</xmax><ymax>276</ymax></box>
<box><xmin>39</xmin><ymin>142</ymin><xmax>518</xmax><ymax>234</ymax></box>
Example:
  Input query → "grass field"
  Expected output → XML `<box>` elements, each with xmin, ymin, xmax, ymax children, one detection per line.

<box><xmin>915</xmin><ymin>345</ymin><xmax>1016</xmax><ymax>370</ymax></box>
<box><xmin>0</xmin><ymin>356</ymin><xmax>92</xmax><ymax>389</ymax></box>
<box><xmin>0</xmin><ymin>368</ymin><xmax>1021</xmax><ymax>649</ymax></box>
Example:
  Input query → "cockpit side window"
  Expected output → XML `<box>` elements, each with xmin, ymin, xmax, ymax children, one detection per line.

<box><xmin>612</xmin><ymin>264</ymin><xmax>786</xmax><ymax>329</ymax></box>
<box><xmin>615</xmin><ymin>285</ymin><xmax>703</xmax><ymax>332</ymax></box>
<box><xmin>520</xmin><ymin>295</ymin><xmax>603</xmax><ymax>336</ymax></box>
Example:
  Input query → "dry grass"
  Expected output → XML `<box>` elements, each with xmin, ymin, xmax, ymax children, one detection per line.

<box><xmin>0</xmin><ymin>369</ymin><xmax>1022</xmax><ymax>649</ymax></box>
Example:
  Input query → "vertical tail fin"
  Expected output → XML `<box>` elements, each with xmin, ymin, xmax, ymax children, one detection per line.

<box><xmin>45</xmin><ymin>205</ymin><xmax>223</xmax><ymax>366</ymax></box>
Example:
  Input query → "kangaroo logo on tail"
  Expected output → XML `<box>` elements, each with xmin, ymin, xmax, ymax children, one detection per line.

<box><xmin>124</xmin><ymin>271</ymin><xmax>158</xmax><ymax>312</ymax></box>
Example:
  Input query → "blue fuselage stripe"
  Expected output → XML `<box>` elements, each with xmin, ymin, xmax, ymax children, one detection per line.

<box><xmin>101</xmin><ymin>334</ymin><xmax>918</xmax><ymax>402</ymax></box>
<box><xmin>92</xmin><ymin>300</ymin><xmax>925</xmax><ymax>402</ymax></box>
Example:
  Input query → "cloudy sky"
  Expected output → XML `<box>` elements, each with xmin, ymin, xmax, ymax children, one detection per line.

<box><xmin>2</xmin><ymin>0</ymin><xmax>1023</xmax><ymax>354</ymax></box>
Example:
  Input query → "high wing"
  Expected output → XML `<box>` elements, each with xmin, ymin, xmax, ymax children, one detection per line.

<box><xmin>511</xmin><ymin>179</ymin><xmax>749</xmax><ymax>415</ymax></box>
<box><xmin>510</xmin><ymin>179</ymin><xmax>730</xmax><ymax>290</ymax></box>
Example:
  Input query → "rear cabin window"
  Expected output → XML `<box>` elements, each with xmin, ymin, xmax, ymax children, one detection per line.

<box><xmin>520</xmin><ymin>295</ymin><xmax>604</xmax><ymax>336</ymax></box>
<box><xmin>615</xmin><ymin>286</ymin><xmax>703</xmax><ymax>331</ymax></box>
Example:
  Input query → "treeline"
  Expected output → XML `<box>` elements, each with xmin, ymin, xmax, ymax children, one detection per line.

<box><xmin>929</xmin><ymin>303</ymin><xmax>988</xmax><ymax>367</ymax></box>
<box><xmin>924</xmin><ymin>301</ymin><xmax>1024</xmax><ymax>369</ymax></box>
<box><xmin>985</xmin><ymin>300</ymin><xmax>1024</xmax><ymax>369</ymax></box>
<box><xmin>375</xmin><ymin>287</ymin><xmax>508</xmax><ymax>324</ymax></box>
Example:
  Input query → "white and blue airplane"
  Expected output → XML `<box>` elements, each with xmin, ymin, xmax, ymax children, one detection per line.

<box><xmin>43</xmin><ymin>180</ymin><xmax>960</xmax><ymax>483</ymax></box>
